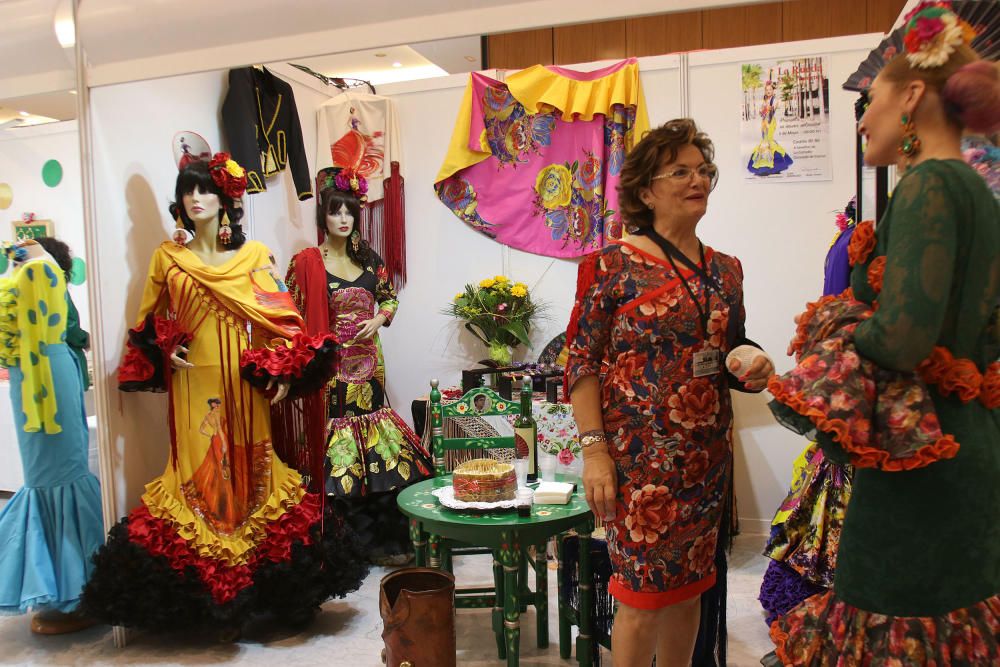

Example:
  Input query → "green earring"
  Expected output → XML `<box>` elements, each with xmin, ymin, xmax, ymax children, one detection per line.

<box><xmin>898</xmin><ymin>113</ymin><xmax>921</xmax><ymax>158</ymax></box>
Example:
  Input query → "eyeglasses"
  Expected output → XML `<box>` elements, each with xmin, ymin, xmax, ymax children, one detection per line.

<box><xmin>651</xmin><ymin>163</ymin><xmax>719</xmax><ymax>190</ymax></box>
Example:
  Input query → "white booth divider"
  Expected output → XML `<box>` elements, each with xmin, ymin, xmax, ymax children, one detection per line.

<box><xmin>87</xmin><ymin>34</ymin><xmax>879</xmax><ymax>529</ymax></box>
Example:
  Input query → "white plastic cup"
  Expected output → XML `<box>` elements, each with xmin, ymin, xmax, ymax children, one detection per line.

<box><xmin>513</xmin><ymin>459</ymin><xmax>529</xmax><ymax>487</ymax></box>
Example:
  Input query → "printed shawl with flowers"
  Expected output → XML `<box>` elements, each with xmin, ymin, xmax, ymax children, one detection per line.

<box><xmin>435</xmin><ymin>59</ymin><xmax>649</xmax><ymax>258</ymax></box>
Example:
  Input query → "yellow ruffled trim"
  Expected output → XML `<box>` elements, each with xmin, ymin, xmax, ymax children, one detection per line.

<box><xmin>0</xmin><ymin>280</ymin><xmax>18</xmax><ymax>368</ymax></box>
<box><xmin>506</xmin><ymin>59</ymin><xmax>649</xmax><ymax>132</ymax></box>
<box><xmin>434</xmin><ymin>60</ymin><xmax>650</xmax><ymax>185</ymax></box>
<box><xmin>141</xmin><ymin>465</ymin><xmax>306</xmax><ymax>567</ymax></box>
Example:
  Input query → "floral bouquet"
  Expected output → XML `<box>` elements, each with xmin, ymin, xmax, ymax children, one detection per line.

<box><xmin>445</xmin><ymin>275</ymin><xmax>545</xmax><ymax>365</ymax></box>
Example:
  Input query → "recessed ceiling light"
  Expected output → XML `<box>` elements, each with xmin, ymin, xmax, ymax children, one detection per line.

<box><xmin>69</xmin><ymin>90</ymin><xmax>77</xmax><ymax>95</ymax></box>
<box><xmin>18</xmin><ymin>111</ymin><xmax>29</xmax><ymax>117</ymax></box>
<box><xmin>374</xmin><ymin>52</ymin><xmax>387</xmax><ymax>57</ymax></box>
<box><xmin>464</xmin><ymin>55</ymin><xmax>477</xmax><ymax>62</ymax></box>
<box><xmin>392</xmin><ymin>62</ymin><xmax>402</xmax><ymax>68</ymax></box>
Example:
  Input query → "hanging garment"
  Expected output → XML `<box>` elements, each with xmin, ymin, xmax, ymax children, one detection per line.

<box><xmin>435</xmin><ymin>59</ymin><xmax>649</xmax><ymax>259</ymax></box>
<box><xmin>222</xmin><ymin>67</ymin><xmax>313</xmax><ymax>200</ymax></box>
<box><xmin>316</xmin><ymin>93</ymin><xmax>407</xmax><ymax>287</ymax></box>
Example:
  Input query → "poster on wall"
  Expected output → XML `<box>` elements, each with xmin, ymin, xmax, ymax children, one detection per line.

<box><xmin>741</xmin><ymin>56</ymin><xmax>832</xmax><ymax>182</ymax></box>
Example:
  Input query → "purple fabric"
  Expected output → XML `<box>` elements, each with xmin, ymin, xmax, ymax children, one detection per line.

<box><xmin>758</xmin><ymin>559</ymin><xmax>826</xmax><ymax>626</ymax></box>
<box><xmin>823</xmin><ymin>225</ymin><xmax>854</xmax><ymax>296</ymax></box>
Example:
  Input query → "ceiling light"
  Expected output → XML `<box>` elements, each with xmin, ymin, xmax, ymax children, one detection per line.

<box><xmin>53</xmin><ymin>0</ymin><xmax>75</xmax><ymax>48</ymax></box>
<box><xmin>374</xmin><ymin>52</ymin><xmax>387</xmax><ymax>57</ymax></box>
<box><xmin>464</xmin><ymin>56</ymin><xmax>477</xmax><ymax>62</ymax></box>
<box><xmin>18</xmin><ymin>111</ymin><xmax>29</xmax><ymax>117</ymax></box>
<box><xmin>69</xmin><ymin>90</ymin><xmax>77</xmax><ymax>95</ymax></box>
<box><xmin>392</xmin><ymin>62</ymin><xmax>402</xmax><ymax>68</ymax></box>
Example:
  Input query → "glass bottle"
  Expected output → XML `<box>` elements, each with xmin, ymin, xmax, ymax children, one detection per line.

<box><xmin>514</xmin><ymin>376</ymin><xmax>538</xmax><ymax>482</ymax></box>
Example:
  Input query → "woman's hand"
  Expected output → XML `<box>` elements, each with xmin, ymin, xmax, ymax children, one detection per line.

<box><xmin>352</xmin><ymin>314</ymin><xmax>387</xmax><ymax>342</ymax></box>
<box><xmin>170</xmin><ymin>345</ymin><xmax>194</xmax><ymax>370</ymax></box>
<box><xmin>728</xmin><ymin>352</ymin><xmax>774</xmax><ymax>391</ymax></box>
<box><xmin>582</xmin><ymin>447</ymin><xmax>617</xmax><ymax>522</ymax></box>
<box><xmin>266</xmin><ymin>378</ymin><xmax>290</xmax><ymax>404</ymax></box>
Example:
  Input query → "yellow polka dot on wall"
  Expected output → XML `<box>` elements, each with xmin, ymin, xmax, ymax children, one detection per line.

<box><xmin>0</xmin><ymin>183</ymin><xmax>12</xmax><ymax>210</ymax></box>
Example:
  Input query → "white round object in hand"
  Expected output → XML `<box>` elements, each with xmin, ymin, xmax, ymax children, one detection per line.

<box><xmin>726</xmin><ymin>344</ymin><xmax>761</xmax><ymax>374</ymax></box>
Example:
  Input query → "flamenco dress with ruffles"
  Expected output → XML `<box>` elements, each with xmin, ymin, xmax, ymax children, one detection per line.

<box><xmin>81</xmin><ymin>241</ymin><xmax>367</xmax><ymax>632</ymax></box>
<box><xmin>767</xmin><ymin>160</ymin><xmax>1000</xmax><ymax>665</ymax></box>
<box><xmin>758</xmin><ymin>221</ymin><xmax>855</xmax><ymax>625</ymax></box>
<box><xmin>0</xmin><ymin>259</ymin><xmax>104</xmax><ymax>615</ymax></box>
<box><xmin>747</xmin><ymin>95</ymin><xmax>793</xmax><ymax>177</ymax></box>
<box><xmin>286</xmin><ymin>247</ymin><xmax>431</xmax><ymax>560</ymax></box>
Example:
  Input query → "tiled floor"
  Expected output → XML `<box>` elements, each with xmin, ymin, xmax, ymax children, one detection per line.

<box><xmin>0</xmin><ymin>533</ymin><xmax>774</xmax><ymax>666</ymax></box>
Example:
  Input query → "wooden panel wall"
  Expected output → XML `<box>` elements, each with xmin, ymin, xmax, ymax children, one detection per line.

<box><xmin>485</xmin><ymin>0</ymin><xmax>907</xmax><ymax>69</ymax></box>
<box><xmin>703</xmin><ymin>2</ymin><xmax>783</xmax><ymax>51</ymax></box>
<box><xmin>487</xmin><ymin>28</ymin><xmax>553</xmax><ymax>69</ymax></box>
<box><xmin>626</xmin><ymin>11</ymin><xmax>703</xmax><ymax>57</ymax></box>
<box><xmin>553</xmin><ymin>19</ymin><xmax>626</xmax><ymax>64</ymax></box>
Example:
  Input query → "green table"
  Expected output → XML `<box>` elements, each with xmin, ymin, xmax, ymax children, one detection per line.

<box><xmin>397</xmin><ymin>475</ymin><xmax>595</xmax><ymax>666</ymax></box>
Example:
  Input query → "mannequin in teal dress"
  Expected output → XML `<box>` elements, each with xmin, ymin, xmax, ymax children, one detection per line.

<box><xmin>0</xmin><ymin>240</ymin><xmax>103</xmax><ymax>634</ymax></box>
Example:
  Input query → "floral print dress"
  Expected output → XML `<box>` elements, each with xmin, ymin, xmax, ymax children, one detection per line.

<box><xmin>565</xmin><ymin>241</ymin><xmax>748</xmax><ymax>608</ymax></box>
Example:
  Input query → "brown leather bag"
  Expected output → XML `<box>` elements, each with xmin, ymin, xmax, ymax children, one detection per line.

<box><xmin>380</xmin><ymin>568</ymin><xmax>456</xmax><ymax>667</ymax></box>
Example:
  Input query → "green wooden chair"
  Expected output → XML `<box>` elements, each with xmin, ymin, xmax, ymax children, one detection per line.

<box><xmin>428</xmin><ymin>379</ymin><xmax>551</xmax><ymax>658</ymax></box>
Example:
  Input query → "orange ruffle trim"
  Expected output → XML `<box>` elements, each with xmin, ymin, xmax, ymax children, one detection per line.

<box><xmin>767</xmin><ymin>373</ymin><xmax>960</xmax><ymax>472</ymax></box>
<box><xmin>847</xmin><ymin>220</ymin><xmax>875</xmax><ymax>267</ymax></box>
<box><xmin>918</xmin><ymin>347</ymin><xmax>1000</xmax><ymax>409</ymax></box>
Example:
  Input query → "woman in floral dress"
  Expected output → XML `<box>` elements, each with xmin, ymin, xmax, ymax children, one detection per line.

<box><xmin>566</xmin><ymin>119</ymin><xmax>774</xmax><ymax>666</ymax></box>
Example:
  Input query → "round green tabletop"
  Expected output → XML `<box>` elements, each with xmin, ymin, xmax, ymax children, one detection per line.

<box><xmin>397</xmin><ymin>475</ymin><xmax>594</xmax><ymax>546</ymax></box>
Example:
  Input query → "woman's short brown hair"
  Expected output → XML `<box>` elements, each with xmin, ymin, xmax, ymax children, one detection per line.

<box><xmin>617</xmin><ymin>118</ymin><xmax>715</xmax><ymax>231</ymax></box>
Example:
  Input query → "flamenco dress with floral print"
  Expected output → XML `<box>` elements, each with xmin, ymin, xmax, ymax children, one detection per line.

<box><xmin>82</xmin><ymin>241</ymin><xmax>368</xmax><ymax>632</ymax></box>
<box><xmin>758</xmin><ymin>219</ymin><xmax>856</xmax><ymax>626</ymax></box>
<box><xmin>286</xmin><ymin>247</ymin><xmax>431</xmax><ymax>559</ymax></box>
<box><xmin>768</xmin><ymin>160</ymin><xmax>1000</xmax><ymax>665</ymax></box>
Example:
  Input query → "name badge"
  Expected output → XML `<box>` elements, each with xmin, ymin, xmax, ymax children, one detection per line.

<box><xmin>692</xmin><ymin>349</ymin><xmax>721</xmax><ymax>377</ymax></box>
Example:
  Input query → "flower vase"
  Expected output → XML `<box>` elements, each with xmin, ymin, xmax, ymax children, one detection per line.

<box><xmin>487</xmin><ymin>341</ymin><xmax>513</xmax><ymax>366</ymax></box>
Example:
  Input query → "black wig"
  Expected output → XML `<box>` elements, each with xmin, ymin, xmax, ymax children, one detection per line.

<box><xmin>34</xmin><ymin>236</ymin><xmax>74</xmax><ymax>281</ymax></box>
<box><xmin>315</xmin><ymin>187</ymin><xmax>372</xmax><ymax>267</ymax></box>
<box><xmin>169</xmin><ymin>161</ymin><xmax>246</xmax><ymax>249</ymax></box>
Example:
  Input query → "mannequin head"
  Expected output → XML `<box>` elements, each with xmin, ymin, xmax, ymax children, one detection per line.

<box><xmin>316</xmin><ymin>187</ymin><xmax>371</xmax><ymax>265</ymax></box>
<box><xmin>169</xmin><ymin>161</ymin><xmax>246</xmax><ymax>248</ymax></box>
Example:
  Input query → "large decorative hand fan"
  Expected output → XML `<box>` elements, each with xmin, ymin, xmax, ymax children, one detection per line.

<box><xmin>843</xmin><ymin>0</ymin><xmax>1000</xmax><ymax>91</ymax></box>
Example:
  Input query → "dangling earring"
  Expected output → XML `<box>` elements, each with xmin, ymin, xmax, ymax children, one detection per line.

<box><xmin>898</xmin><ymin>113</ymin><xmax>921</xmax><ymax>159</ymax></box>
<box><xmin>172</xmin><ymin>215</ymin><xmax>190</xmax><ymax>245</ymax></box>
<box><xmin>218</xmin><ymin>212</ymin><xmax>233</xmax><ymax>245</ymax></box>
<box><xmin>350</xmin><ymin>230</ymin><xmax>360</xmax><ymax>252</ymax></box>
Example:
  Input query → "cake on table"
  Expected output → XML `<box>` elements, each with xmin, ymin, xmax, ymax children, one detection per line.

<box><xmin>453</xmin><ymin>459</ymin><xmax>517</xmax><ymax>503</ymax></box>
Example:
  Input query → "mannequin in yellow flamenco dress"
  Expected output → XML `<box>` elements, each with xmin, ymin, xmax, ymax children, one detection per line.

<box><xmin>82</xmin><ymin>157</ymin><xmax>367</xmax><ymax>634</ymax></box>
<box><xmin>747</xmin><ymin>84</ymin><xmax>794</xmax><ymax>176</ymax></box>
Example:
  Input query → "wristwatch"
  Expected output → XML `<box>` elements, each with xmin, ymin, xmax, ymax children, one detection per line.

<box><xmin>580</xmin><ymin>432</ymin><xmax>607</xmax><ymax>448</ymax></box>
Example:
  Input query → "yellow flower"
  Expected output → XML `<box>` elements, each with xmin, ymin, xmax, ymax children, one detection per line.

<box><xmin>494</xmin><ymin>275</ymin><xmax>509</xmax><ymax>283</ymax></box>
<box><xmin>225</xmin><ymin>160</ymin><xmax>245</xmax><ymax>178</ymax></box>
<box><xmin>479</xmin><ymin>278</ymin><xmax>496</xmax><ymax>289</ymax></box>
<box><xmin>510</xmin><ymin>285</ymin><xmax>527</xmax><ymax>298</ymax></box>
<box><xmin>535</xmin><ymin>164</ymin><xmax>573</xmax><ymax>210</ymax></box>
<box><xmin>514</xmin><ymin>282</ymin><xmax>528</xmax><ymax>291</ymax></box>
<box><xmin>454</xmin><ymin>293</ymin><xmax>465</xmax><ymax>302</ymax></box>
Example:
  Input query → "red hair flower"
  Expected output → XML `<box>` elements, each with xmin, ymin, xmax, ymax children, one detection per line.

<box><xmin>207</xmin><ymin>152</ymin><xmax>247</xmax><ymax>199</ymax></box>
<box><xmin>847</xmin><ymin>220</ymin><xmax>876</xmax><ymax>267</ymax></box>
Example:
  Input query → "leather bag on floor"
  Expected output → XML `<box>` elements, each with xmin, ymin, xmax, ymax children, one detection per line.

<box><xmin>380</xmin><ymin>567</ymin><xmax>456</xmax><ymax>667</ymax></box>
